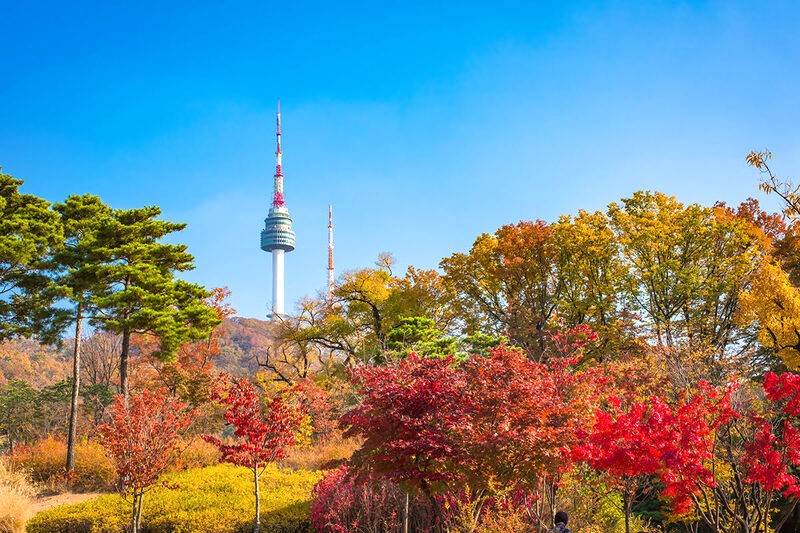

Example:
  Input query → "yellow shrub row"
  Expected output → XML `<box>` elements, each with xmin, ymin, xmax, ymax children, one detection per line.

<box><xmin>27</xmin><ymin>464</ymin><xmax>323</xmax><ymax>533</ymax></box>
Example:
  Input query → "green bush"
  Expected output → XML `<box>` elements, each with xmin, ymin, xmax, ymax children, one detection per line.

<box><xmin>27</xmin><ymin>464</ymin><xmax>323</xmax><ymax>533</ymax></box>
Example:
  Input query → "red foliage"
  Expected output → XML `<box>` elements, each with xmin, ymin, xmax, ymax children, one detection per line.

<box><xmin>763</xmin><ymin>371</ymin><xmax>800</xmax><ymax>416</ymax></box>
<box><xmin>97</xmin><ymin>389</ymin><xmax>194</xmax><ymax>532</ymax></box>
<box><xmin>744</xmin><ymin>372</ymin><xmax>800</xmax><ymax>499</ymax></box>
<box><xmin>575</xmin><ymin>382</ymin><xmax>737</xmax><ymax>514</ymax></box>
<box><xmin>549</xmin><ymin>323</ymin><xmax>599</xmax><ymax>361</ymax></box>
<box><xmin>342</xmin><ymin>353</ymin><xmax>465</xmax><ymax>492</ymax></box>
<box><xmin>203</xmin><ymin>375</ymin><xmax>304</xmax><ymax>533</ymax></box>
<box><xmin>203</xmin><ymin>375</ymin><xmax>303</xmax><ymax>468</ymax></box>
<box><xmin>341</xmin><ymin>344</ymin><xmax>595</xmax><ymax>519</ymax></box>
<box><xmin>457</xmin><ymin>345</ymin><xmax>588</xmax><ymax>491</ymax></box>
<box><xmin>97</xmin><ymin>389</ymin><xmax>194</xmax><ymax>492</ymax></box>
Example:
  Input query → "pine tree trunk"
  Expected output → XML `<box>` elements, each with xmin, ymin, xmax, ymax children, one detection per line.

<box><xmin>66</xmin><ymin>303</ymin><xmax>83</xmax><ymax>473</ymax></box>
<box><xmin>120</xmin><ymin>328</ymin><xmax>130</xmax><ymax>403</ymax></box>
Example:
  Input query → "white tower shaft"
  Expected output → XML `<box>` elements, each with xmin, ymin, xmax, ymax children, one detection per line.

<box><xmin>273</xmin><ymin>249</ymin><xmax>285</xmax><ymax>316</ymax></box>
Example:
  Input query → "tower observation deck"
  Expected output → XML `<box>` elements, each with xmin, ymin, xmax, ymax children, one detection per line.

<box><xmin>260</xmin><ymin>102</ymin><xmax>296</xmax><ymax>317</ymax></box>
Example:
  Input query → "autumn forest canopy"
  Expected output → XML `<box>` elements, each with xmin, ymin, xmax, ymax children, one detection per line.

<box><xmin>8</xmin><ymin>151</ymin><xmax>800</xmax><ymax>532</ymax></box>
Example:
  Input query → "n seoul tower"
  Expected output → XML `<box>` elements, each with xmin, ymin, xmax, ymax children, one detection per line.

<box><xmin>260</xmin><ymin>102</ymin><xmax>296</xmax><ymax>318</ymax></box>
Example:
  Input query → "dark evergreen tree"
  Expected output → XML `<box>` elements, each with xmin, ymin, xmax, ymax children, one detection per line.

<box><xmin>0</xmin><ymin>171</ymin><xmax>63</xmax><ymax>341</ymax></box>
<box><xmin>90</xmin><ymin>206</ymin><xmax>220</xmax><ymax>400</ymax></box>
<box><xmin>52</xmin><ymin>194</ymin><xmax>113</xmax><ymax>472</ymax></box>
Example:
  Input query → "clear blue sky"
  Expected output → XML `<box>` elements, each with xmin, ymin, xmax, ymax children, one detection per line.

<box><xmin>3</xmin><ymin>1</ymin><xmax>799</xmax><ymax>318</ymax></box>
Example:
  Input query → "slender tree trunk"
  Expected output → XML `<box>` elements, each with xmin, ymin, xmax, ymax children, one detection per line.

<box><xmin>136</xmin><ymin>490</ymin><xmax>144</xmax><ymax>533</ymax></box>
<box><xmin>66</xmin><ymin>303</ymin><xmax>83</xmax><ymax>473</ymax></box>
<box><xmin>624</xmin><ymin>489</ymin><xmax>632</xmax><ymax>533</ymax></box>
<box><xmin>253</xmin><ymin>463</ymin><xmax>261</xmax><ymax>533</ymax></box>
<box><xmin>6</xmin><ymin>413</ymin><xmax>13</xmax><ymax>454</ymax></box>
<box><xmin>130</xmin><ymin>490</ymin><xmax>140</xmax><ymax>533</ymax></box>
<box><xmin>401</xmin><ymin>491</ymin><xmax>409</xmax><ymax>533</ymax></box>
<box><xmin>470</xmin><ymin>496</ymin><xmax>487</xmax><ymax>533</ymax></box>
<box><xmin>120</xmin><ymin>328</ymin><xmax>130</xmax><ymax>403</ymax></box>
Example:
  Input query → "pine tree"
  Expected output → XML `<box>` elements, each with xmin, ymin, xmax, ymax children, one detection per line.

<box><xmin>52</xmin><ymin>194</ymin><xmax>113</xmax><ymax>472</ymax></box>
<box><xmin>0</xmin><ymin>171</ymin><xmax>63</xmax><ymax>341</ymax></box>
<box><xmin>90</xmin><ymin>206</ymin><xmax>220</xmax><ymax>401</ymax></box>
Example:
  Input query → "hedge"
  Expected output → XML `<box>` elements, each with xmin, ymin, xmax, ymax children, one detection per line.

<box><xmin>27</xmin><ymin>464</ymin><xmax>323</xmax><ymax>533</ymax></box>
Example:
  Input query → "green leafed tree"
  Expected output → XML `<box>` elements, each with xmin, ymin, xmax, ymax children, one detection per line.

<box><xmin>0</xmin><ymin>379</ymin><xmax>40</xmax><ymax>453</ymax></box>
<box><xmin>384</xmin><ymin>316</ymin><xmax>457</xmax><ymax>361</ymax></box>
<box><xmin>608</xmin><ymin>191</ymin><xmax>763</xmax><ymax>359</ymax></box>
<box><xmin>52</xmin><ymin>194</ymin><xmax>113</xmax><ymax>472</ymax></box>
<box><xmin>0</xmin><ymin>171</ymin><xmax>63</xmax><ymax>342</ymax></box>
<box><xmin>89</xmin><ymin>206</ymin><xmax>220</xmax><ymax>400</ymax></box>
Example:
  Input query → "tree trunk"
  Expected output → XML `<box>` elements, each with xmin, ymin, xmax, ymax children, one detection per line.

<box><xmin>120</xmin><ymin>328</ymin><xmax>130</xmax><ymax>403</ymax></box>
<box><xmin>6</xmin><ymin>412</ymin><xmax>13</xmax><ymax>454</ymax></box>
<box><xmin>624</xmin><ymin>489</ymin><xmax>632</xmax><ymax>533</ymax></box>
<box><xmin>66</xmin><ymin>303</ymin><xmax>83</xmax><ymax>473</ymax></box>
<box><xmin>131</xmin><ymin>489</ymin><xmax>142</xmax><ymax>533</ymax></box>
<box><xmin>253</xmin><ymin>462</ymin><xmax>261</xmax><ymax>533</ymax></box>
<box><xmin>402</xmin><ymin>491</ymin><xmax>409</xmax><ymax>533</ymax></box>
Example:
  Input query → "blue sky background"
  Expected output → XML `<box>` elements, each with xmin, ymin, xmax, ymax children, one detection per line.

<box><xmin>2</xmin><ymin>1</ymin><xmax>799</xmax><ymax>318</ymax></box>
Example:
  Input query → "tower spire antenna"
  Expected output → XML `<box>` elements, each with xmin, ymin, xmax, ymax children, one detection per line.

<box><xmin>261</xmin><ymin>102</ymin><xmax>296</xmax><ymax>318</ymax></box>
<box><xmin>327</xmin><ymin>205</ymin><xmax>334</xmax><ymax>306</ymax></box>
<box><xmin>273</xmin><ymin>99</ymin><xmax>285</xmax><ymax>208</ymax></box>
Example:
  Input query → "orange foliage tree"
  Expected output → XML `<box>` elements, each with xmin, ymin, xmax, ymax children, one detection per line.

<box><xmin>131</xmin><ymin>287</ymin><xmax>234</xmax><ymax>406</ymax></box>
<box><xmin>97</xmin><ymin>389</ymin><xmax>194</xmax><ymax>533</ymax></box>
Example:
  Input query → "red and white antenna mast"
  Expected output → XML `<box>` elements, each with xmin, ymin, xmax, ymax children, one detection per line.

<box><xmin>327</xmin><ymin>204</ymin><xmax>334</xmax><ymax>305</ymax></box>
<box><xmin>272</xmin><ymin>100</ymin><xmax>285</xmax><ymax>208</ymax></box>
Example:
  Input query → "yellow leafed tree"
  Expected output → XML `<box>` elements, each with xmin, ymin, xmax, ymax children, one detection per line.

<box><xmin>739</xmin><ymin>260</ymin><xmax>800</xmax><ymax>369</ymax></box>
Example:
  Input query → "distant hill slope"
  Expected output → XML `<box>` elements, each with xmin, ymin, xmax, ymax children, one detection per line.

<box><xmin>215</xmin><ymin>317</ymin><xmax>278</xmax><ymax>377</ymax></box>
<box><xmin>0</xmin><ymin>338</ymin><xmax>70</xmax><ymax>387</ymax></box>
<box><xmin>0</xmin><ymin>317</ymin><xmax>279</xmax><ymax>389</ymax></box>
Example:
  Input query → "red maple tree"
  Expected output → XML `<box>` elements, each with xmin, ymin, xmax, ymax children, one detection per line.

<box><xmin>97</xmin><ymin>389</ymin><xmax>194</xmax><ymax>533</ymax></box>
<box><xmin>574</xmin><ymin>382</ymin><xmax>736</xmax><ymax>533</ymax></box>
<box><xmin>203</xmin><ymin>375</ymin><xmax>303</xmax><ymax>533</ymax></box>
<box><xmin>745</xmin><ymin>372</ymin><xmax>800</xmax><ymax>500</ymax></box>
<box><xmin>342</xmin><ymin>354</ymin><xmax>465</xmax><ymax>492</ymax></box>
<box><xmin>342</xmin><ymin>344</ymin><xmax>597</xmax><ymax>531</ymax></box>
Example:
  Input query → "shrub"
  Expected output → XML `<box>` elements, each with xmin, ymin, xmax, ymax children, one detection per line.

<box><xmin>25</xmin><ymin>495</ymin><xmax>128</xmax><ymax>533</ymax></box>
<box><xmin>280</xmin><ymin>435</ymin><xmax>360</xmax><ymax>471</ymax></box>
<box><xmin>27</xmin><ymin>463</ymin><xmax>322</xmax><ymax>533</ymax></box>
<box><xmin>167</xmin><ymin>436</ymin><xmax>220</xmax><ymax>472</ymax></box>
<box><xmin>0</xmin><ymin>457</ymin><xmax>36</xmax><ymax>533</ymax></box>
<box><xmin>9</xmin><ymin>436</ymin><xmax>115</xmax><ymax>492</ymax></box>
<box><xmin>311</xmin><ymin>466</ymin><xmax>452</xmax><ymax>533</ymax></box>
